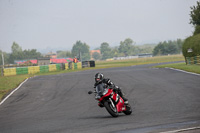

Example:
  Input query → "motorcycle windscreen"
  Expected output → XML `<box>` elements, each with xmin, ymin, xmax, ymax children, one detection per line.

<box><xmin>95</xmin><ymin>83</ymin><xmax>106</xmax><ymax>96</ymax></box>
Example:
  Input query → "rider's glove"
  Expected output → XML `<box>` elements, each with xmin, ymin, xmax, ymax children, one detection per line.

<box><xmin>94</xmin><ymin>83</ymin><xmax>97</xmax><ymax>88</ymax></box>
<box><xmin>107</xmin><ymin>79</ymin><xmax>113</xmax><ymax>85</ymax></box>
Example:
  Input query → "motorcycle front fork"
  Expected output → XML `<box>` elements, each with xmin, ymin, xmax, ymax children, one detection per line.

<box><xmin>109</xmin><ymin>98</ymin><xmax>116</xmax><ymax>108</ymax></box>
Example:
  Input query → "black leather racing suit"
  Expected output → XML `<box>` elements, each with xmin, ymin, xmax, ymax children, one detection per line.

<box><xmin>94</xmin><ymin>78</ymin><xmax>127</xmax><ymax>101</ymax></box>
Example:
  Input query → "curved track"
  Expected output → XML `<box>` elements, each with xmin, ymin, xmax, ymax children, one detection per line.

<box><xmin>0</xmin><ymin>63</ymin><xmax>200</xmax><ymax>133</ymax></box>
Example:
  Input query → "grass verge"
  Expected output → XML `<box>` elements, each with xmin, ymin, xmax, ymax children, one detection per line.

<box><xmin>95</xmin><ymin>55</ymin><xmax>184</xmax><ymax>68</ymax></box>
<box><xmin>0</xmin><ymin>75</ymin><xmax>32</xmax><ymax>100</ymax></box>
<box><xmin>155</xmin><ymin>62</ymin><xmax>200</xmax><ymax>74</ymax></box>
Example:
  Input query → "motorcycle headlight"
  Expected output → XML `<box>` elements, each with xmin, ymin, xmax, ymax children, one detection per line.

<box><xmin>103</xmin><ymin>89</ymin><xmax>108</xmax><ymax>95</ymax></box>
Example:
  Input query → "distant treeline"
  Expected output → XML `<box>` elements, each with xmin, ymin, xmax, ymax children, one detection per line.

<box><xmin>0</xmin><ymin>38</ymin><xmax>185</xmax><ymax>65</ymax></box>
<box><xmin>153</xmin><ymin>39</ymin><xmax>184</xmax><ymax>56</ymax></box>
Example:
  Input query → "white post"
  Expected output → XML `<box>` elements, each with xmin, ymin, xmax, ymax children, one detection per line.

<box><xmin>1</xmin><ymin>52</ymin><xmax>4</xmax><ymax>76</ymax></box>
<box><xmin>2</xmin><ymin>52</ymin><xmax>4</xmax><ymax>68</ymax></box>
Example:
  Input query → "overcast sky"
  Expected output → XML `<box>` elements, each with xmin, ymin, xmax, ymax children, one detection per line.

<box><xmin>0</xmin><ymin>0</ymin><xmax>198</xmax><ymax>53</ymax></box>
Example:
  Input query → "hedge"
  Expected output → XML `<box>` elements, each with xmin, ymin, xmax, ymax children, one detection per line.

<box><xmin>182</xmin><ymin>34</ymin><xmax>200</xmax><ymax>57</ymax></box>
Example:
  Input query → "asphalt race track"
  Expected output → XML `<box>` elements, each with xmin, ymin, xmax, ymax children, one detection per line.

<box><xmin>0</xmin><ymin>63</ymin><xmax>200</xmax><ymax>133</ymax></box>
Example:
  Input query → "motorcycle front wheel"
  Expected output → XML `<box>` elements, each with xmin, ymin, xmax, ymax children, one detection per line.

<box><xmin>104</xmin><ymin>101</ymin><xmax>118</xmax><ymax>117</ymax></box>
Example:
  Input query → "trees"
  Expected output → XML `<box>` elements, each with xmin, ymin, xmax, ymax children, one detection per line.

<box><xmin>134</xmin><ymin>44</ymin><xmax>155</xmax><ymax>55</ymax></box>
<box><xmin>190</xmin><ymin>1</ymin><xmax>200</xmax><ymax>35</ymax></box>
<box><xmin>182</xmin><ymin>34</ymin><xmax>200</xmax><ymax>57</ymax></box>
<box><xmin>111</xmin><ymin>47</ymin><xmax>120</xmax><ymax>57</ymax></box>
<box><xmin>23</xmin><ymin>49</ymin><xmax>42</xmax><ymax>59</ymax></box>
<box><xmin>100</xmin><ymin>42</ymin><xmax>111</xmax><ymax>54</ymax></box>
<box><xmin>100</xmin><ymin>42</ymin><xmax>113</xmax><ymax>60</ymax></box>
<box><xmin>71</xmin><ymin>41</ymin><xmax>90</xmax><ymax>61</ymax></box>
<box><xmin>10</xmin><ymin>42</ymin><xmax>24</xmax><ymax>61</ymax></box>
<box><xmin>190</xmin><ymin>1</ymin><xmax>200</xmax><ymax>26</ymax></box>
<box><xmin>9</xmin><ymin>42</ymin><xmax>42</xmax><ymax>63</ymax></box>
<box><xmin>153</xmin><ymin>40</ymin><xmax>183</xmax><ymax>56</ymax></box>
<box><xmin>118</xmin><ymin>38</ymin><xmax>135</xmax><ymax>56</ymax></box>
<box><xmin>0</xmin><ymin>50</ymin><xmax>10</xmax><ymax>65</ymax></box>
<box><xmin>66</xmin><ymin>51</ymin><xmax>72</xmax><ymax>58</ymax></box>
<box><xmin>182</xmin><ymin>1</ymin><xmax>200</xmax><ymax>58</ymax></box>
<box><xmin>57</xmin><ymin>51</ymin><xmax>72</xmax><ymax>58</ymax></box>
<box><xmin>92</xmin><ymin>52</ymin><xmax>101</xmax><ymax>60</ymax></box>
<box><xmin>8</xmin><ymin>42</ymin><xmax>24</xmax><ymax>63</ymax></box>
<box><xmin>176</xmin><ymin>39</ymin><xmax>184</xmax><ymax>53</ymax></box>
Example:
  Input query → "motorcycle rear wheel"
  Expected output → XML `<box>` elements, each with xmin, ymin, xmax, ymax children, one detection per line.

<box><xmin>104</xmin><ymin>101</ymin><xmax>118</xmax><ymax>117</ymax></box>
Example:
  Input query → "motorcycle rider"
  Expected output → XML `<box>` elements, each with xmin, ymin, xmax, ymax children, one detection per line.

<box><xmin>94</xmin><ymin>73</ymin><xmax>128</xmax><ymax>106</ymax></box>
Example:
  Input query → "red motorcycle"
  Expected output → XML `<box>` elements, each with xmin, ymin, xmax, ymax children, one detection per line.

<box><xmin>88</xmin><ymin>83</ymin><xmax>132</xmax><ymax>117</ymax></box>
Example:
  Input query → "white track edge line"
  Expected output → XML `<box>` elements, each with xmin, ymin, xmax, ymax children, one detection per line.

<box><xmin>0</xmin><ymin>78</ymin><xmax>29</xmax><ymax>106</ymax></box>
<box><xmin>160</xmin><ymin>126</ymin><xmax>200</xmax><ymax>133</ymax></box>
<box><xmin>165</xmin><ymin>67</ymin><xmax>200</xmax><ymax>76</ymax></box>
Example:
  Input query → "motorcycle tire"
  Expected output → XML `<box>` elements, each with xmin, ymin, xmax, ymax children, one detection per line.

<box><xmin>123</xmin><ymin>103</ymin><xmax>132</xmax><ymax>115</ymax></box>
<box><xmin>104</xmin><ymin>101</ymin><xmax>118</xmax><ymax>117</ymax></box>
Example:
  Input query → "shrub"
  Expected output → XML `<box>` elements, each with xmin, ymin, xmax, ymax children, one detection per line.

<box><xmin>182</xmin><ymin>34</ymin><xmax>200</xmax><ymax>57</ymax></box>
<box><xmin>193</xmin><ymin>25</ymin><xmax>200</xmax><ymax>35</ymax></box>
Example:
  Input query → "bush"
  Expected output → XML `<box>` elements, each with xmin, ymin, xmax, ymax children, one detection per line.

<box><xmin>182</xmin><ymin>34</ymin><xmax>200</xmax><ymax>57</ymax></box>
<box><xmin>193</xmin><ymin>25</ymin><xmax>200</xmax><ymax>35</ymax></box>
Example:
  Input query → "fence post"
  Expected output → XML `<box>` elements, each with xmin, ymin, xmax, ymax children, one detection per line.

<box><xmin>198</xmin><ymin>56</ymin><xmax>200</xmax><ymax>65</ymax></box>
<box><xmin>194</xmin><ymin>56</ymin><xmax>197</xmax><ymax>64</ymax></box>
<box><xmin>188</xmin><ymin>57</ymin><xmax>191</xmax><ymax>64</ymax></box>
<box><xmin>1</xmin><ymin>53</ymin><xmax>4</xmax><ymax>76</ymax></box>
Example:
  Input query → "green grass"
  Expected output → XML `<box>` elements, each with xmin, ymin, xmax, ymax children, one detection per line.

<box><xmin>0</xmin><ymin>75</ymin><xmax>32</xmax><ymax>100</ymax></box>
<box><xmin>155</xmin><ymin>62</ymin><xmax>200</xmax><ymax>74</ymax></box>
<box><xmin>0</xmin><ymin>54</ymin><xmax>186</xmax><ymax>101</ymax></box>
<box><xmin>95</xmin><ymin>55</ymin><xmax>185</xmax><ymax>68</ymax></box>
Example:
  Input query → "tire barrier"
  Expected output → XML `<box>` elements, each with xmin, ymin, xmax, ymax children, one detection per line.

<box><xmin>77</xmin><ymin>62</ymin><xmax>82</xmax><ymax>69</ymax></box>
<box><xmin>3</xmin><ymin>68</ymin><xmax>16</xmax><ymax>76</ymax></box>
<box><xmin>2</xmin><ymin>61</ymin><xmax>88</xmax><ymax>76</ymax></box>
<box><xmin>40</xmin><ymin>65</ymin><xmax>49</xmax><ymax>73</ymax></box>
<box><xmin>89</xmin><ymin>61</ymin><xmax>95</xmax><ymax>67</ymax></box>
<box><xmin>28</xmin><ymin>66</ymin><xmax>40</xmax><ymax>74</ymax></box>
<box><xmin>186</xmin><ymin>56</ymin><xmax>200</xmax><ymax>65</ymax></box>
<box><xmin>16</xmin><ymin>67</ymin><xmax>28</xmax><ymax>75</ymax></box>
<box><xmin>71</xmin><ymin>62</ymin><xmax>75</xmax><ymax>70</ymax></box>
<box><xmin>49</xmin><ymin>64</ymin><xmax>57</xmax><ymax>72</ymax></box>
<box><xmin>82</xmin><ymin>61</ymin><xmax>90</xmax><ymax>68</ymax></box>
<box><xmin>65</xmin><ymin>63</ymin><xmax>69</xmax><ymax>70</ymax></box>
<box><xmin>82</xmin><ymin>61</ymin><xmax>95</xmax><ymax>68</ymax></box>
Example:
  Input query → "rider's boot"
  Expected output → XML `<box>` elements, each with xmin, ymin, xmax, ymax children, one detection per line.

<box><xmin>122</xmin><ymin>96</ymin><xmax>128</xmax><ymax>105</ymax></box>
<box><xmin>118</xmin><ymin>89</ymin><xmax>128</xmax><ymax>105</ymax></box>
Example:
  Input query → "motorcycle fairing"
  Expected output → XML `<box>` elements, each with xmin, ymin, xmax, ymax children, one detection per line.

<box><xmin>116</xmin><ymin>97</ymin><xmax>126</xmax><ymax>112</ymax></box>
<box><xmin>99</xmin><ymin>89</ymin><xmax>113</xmax><ymax>101</ymax></box>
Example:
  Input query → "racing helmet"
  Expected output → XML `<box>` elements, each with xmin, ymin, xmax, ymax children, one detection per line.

<box><xmin>95</xmin><ymin>73</ymin><xmax>104</xmax><ymax>83</ymax></box>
